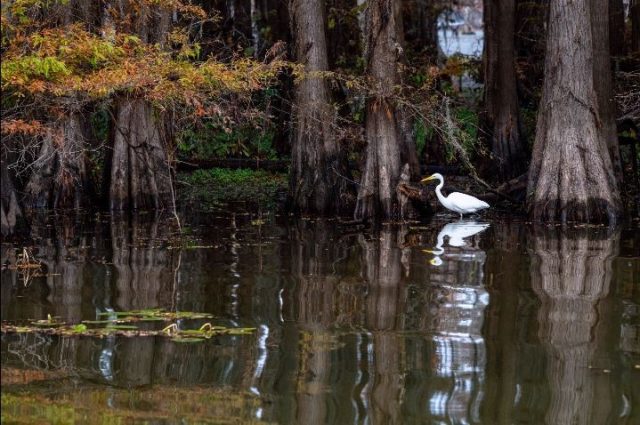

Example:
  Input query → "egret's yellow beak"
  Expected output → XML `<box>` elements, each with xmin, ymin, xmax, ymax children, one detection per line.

<box><xmin>422</xmin><ymin>249</ymin><xmax>435</xmax><ymax>254</ymax></box>
<box><xmin>420</xmin><ymin>174</ymin><xmax>437</xmax><ymax>184</ymax></box>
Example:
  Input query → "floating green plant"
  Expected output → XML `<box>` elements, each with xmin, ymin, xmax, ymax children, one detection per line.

<box><xmin>2</xmin><ymin>315</ymin><xmax>256</xmax><ymax>344</ymax></box>
<box><xmin>70</xmin><ymin>324</ymin><xmax>87</xmax><ymax>333</ymax></box>
<box><xmin>96</xmin><ymin>309</ymin><xmax>213</xmax><ymax>321</ymax></box>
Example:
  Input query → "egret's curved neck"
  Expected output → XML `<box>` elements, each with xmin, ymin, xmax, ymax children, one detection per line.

<box><xmin>434</xmin><ymin>177</ymin><xmax>447</xmax><ymax>206</ymax></box>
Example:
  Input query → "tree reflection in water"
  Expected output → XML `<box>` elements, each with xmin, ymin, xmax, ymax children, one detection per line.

<box><xmin>531</xmin><ymin>227</ymin><xmax>626</xmax><ymax>425</ymax></box>
<box><xmin>111</xmin><ymin>212</ymin><xmax>177</xmax><ymax>311</ymax></box>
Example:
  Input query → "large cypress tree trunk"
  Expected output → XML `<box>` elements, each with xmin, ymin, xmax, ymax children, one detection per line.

<box><xmin>483</xmin><ymin>0</ymin><xmax>525</xmax><ymax>180</ymax></box>
<box><xmin>355</xmin><ymin>0</ymin><xmax>417</xmax><ymax>221</ymax></box>
<box><xmin>288</xmin><ymin>0</ymin><xmax>352</xmax><ymax>215</ymax></box>
<box><xmin>102</xmin><ymin>2</ymin><xmax>173</xmax><ymax>212</ymax></box>
<box><xmin>23</xmin><ymin>113</ymin><xmax>93</xmax><ymax>210</ymax></box>
<box><xmin>109</xmin><ymin>98</ymin><xmax>173</xmax><ymax>211</ymax></box>
<box><xmin>527</xmin><ymin>0</ymin><xmax>621</xmax><ymax>223</ymax></box>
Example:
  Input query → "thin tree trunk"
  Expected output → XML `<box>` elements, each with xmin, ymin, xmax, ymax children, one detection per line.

<box><xmin>355</xmin><ymin>0</ymin><xmax>418</xmax><ymax>221</ymax></box>
<box><xmin>109</xmin><ymin>98</ymin><xmax>173</xmax><ymax>211</ymax></box>
<box><xmin>250</xmin><ymin>0</ymin><xmax>260</xmax><ymax>56</ymax></box>
<box><xmin>483</xmin><ymin>0</ymin><xmax>525</xmax><ymax>180</ymax></box>
<box><xmin>23</xmin><ymin>113</ymin><xmax>92</xmax><ymax>210</ymax></box>
<box><xmin>514</xmin><ymin>0</ymin><xmax>548</xmax><ymax>107</ymax></box>
<box><xmin>288</xmin><ymin>0</ymin><xmax>353</xmax><ymax>215</ymax></box>
<box><xmin>417</xmin><ymin>0</ymin><xmax>439</xmax><ymax>58</ymax></box>
<box><xmin>527</xmin><ymin>0</ymin><xmax>621</xmax><ymax>223</ymax></box>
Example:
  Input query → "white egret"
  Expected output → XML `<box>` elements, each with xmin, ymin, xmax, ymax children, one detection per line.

<box><xmin>421</xmin><ymin>173</ymin><xmax>489</xmax><ymax>219</ymax></box>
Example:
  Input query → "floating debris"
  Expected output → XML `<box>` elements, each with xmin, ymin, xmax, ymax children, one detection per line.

<box><xmin>8</xmin><ymin>248</ymin><xmax>42</xmax><ymax>271</ymax></box>
<box><xmin>4</xmin><ymin>248</ymin><xmax>44</xmax><ymax>286</ymax></box>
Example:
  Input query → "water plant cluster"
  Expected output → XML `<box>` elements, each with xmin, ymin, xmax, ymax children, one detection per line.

<box><xmin>1</xmin><ymin>309</ymin><xmax>256</xmax><ymax>343</ymax></box>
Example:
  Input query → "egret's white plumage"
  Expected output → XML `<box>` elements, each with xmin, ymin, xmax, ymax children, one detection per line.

<box><xmin>421</xmin><ymin>173</ymin><xmax>489</xmax><ymax>219</ymax></box>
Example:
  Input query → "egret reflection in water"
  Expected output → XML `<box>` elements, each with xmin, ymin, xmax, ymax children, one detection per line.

<box><xmin>424</xmin><ymin>220</ymin><xmax>490</xmax><ymax>266</ymax></box>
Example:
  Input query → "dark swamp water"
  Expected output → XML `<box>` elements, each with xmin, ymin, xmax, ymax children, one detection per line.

<box><xmin>1</xmin><ymin>209</ymin><xmax>639</xmax><ymax>424</ymax></box>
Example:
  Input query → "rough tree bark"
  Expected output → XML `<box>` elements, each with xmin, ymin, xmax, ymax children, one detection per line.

<box><xmin>527</xmin><ymin>0</ymin><xmax>621</xmax><ymax>223</ymax></box>
<box><xmin>23</xmin><ymin>113</ymin><xmax>93</xmax><ymax>210</ymax></box>
<box><xmin>1</xmin><ymin>158</ymin><xmax>23</xmax><ymax>236</ymax></box>
<box><xmin>483</xmin><ymin>0</ymin><xmax>525</xmax><ymax>180</ymax></box>
<box><xmin>108</xmin><ymin>98</ymin><xmax>173</xmax><ymax>211</ymax></box>
<box><xmin>288</xmin><ymin>0</ymin><xmax>352</xmax><ymax>215</ymax></box>
<box><xmin>592</xmin><ymin>0</ymin><xmax>624</xmax><ymax>187</ymax></box>
<box><xmin>355</xmin><ymin>0</ymin><xmax>418</xmax><ymax>221</ymax></box>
